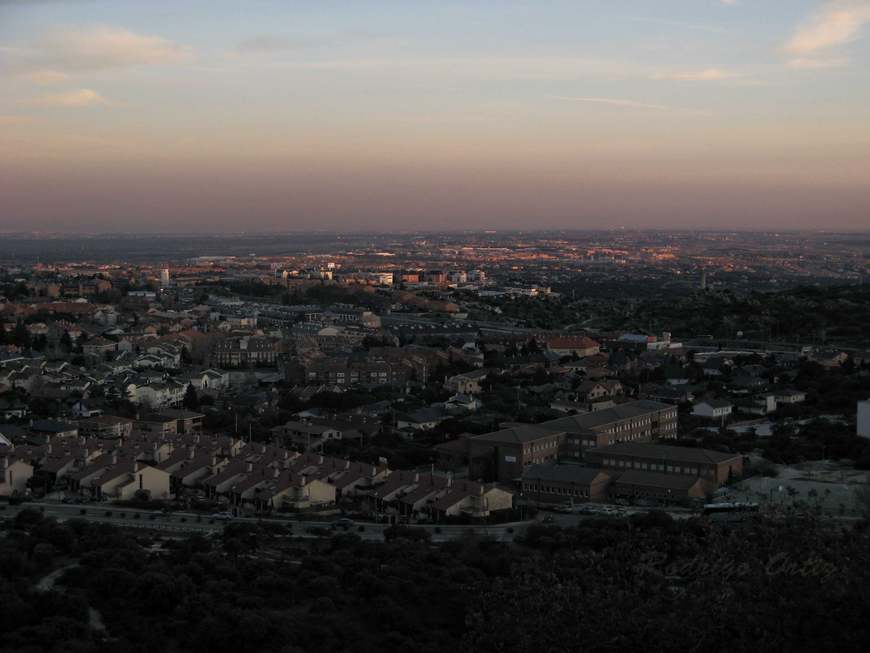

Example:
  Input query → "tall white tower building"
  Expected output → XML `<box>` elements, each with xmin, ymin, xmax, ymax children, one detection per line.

<box><xmin>160</xmin><ymin>267</ymin><xmax>170</xmax><ymax>288</ymax></box>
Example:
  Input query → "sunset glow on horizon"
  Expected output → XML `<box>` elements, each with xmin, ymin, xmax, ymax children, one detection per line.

<box><xmin>1</xmin><ymin>0</ymin><xmax>869</xmax><ymax>232</ymax></box>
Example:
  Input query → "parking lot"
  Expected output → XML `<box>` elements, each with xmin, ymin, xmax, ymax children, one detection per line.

<box><xmin>719</xmin><ymin>460</ymin><xmax>869</xmax><ymax>517</ymax></box>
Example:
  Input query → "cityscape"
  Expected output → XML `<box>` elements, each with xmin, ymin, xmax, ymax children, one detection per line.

<box><xmin>2</xmin><ymin>1</ymin><xmax>870</xmax><ymax>653</ymax></box>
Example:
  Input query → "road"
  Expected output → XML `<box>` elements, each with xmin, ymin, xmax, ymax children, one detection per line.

<box><xmin>1</xmin><ymin>502</ymin><xmax>532</xmax><ymax>543</ymax></box>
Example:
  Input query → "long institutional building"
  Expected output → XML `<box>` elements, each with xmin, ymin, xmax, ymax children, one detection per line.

<box><xmin>461</xmin><ymin>399</ymin><xmax>742</xmax><ymax>503</ymax></box>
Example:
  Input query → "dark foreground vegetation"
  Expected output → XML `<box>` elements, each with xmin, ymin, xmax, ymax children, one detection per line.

<box><xmin>1</xmin><ymin>509</ymin><xmax>868</xmax><ymax>652</ymax></box>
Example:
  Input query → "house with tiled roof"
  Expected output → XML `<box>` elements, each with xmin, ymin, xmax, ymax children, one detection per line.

<box><xmin>0</xmin><ymin>453</ymin><xmax>33</xmax><ymax>497</ymax></box>
<box><xmin>541</xmin><ymin>335</ymin><xmax>600</xmax><ymax>358</ymax></box>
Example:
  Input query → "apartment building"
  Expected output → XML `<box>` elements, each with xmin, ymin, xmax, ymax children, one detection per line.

<box><xmin>211</xmin><ymin>336</ymin><xmax>280</xmax><ymax>368</ymax></box>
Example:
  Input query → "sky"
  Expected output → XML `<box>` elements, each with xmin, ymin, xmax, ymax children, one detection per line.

<box><xmin>0</xmin><ymin>0</ymin><xmax>869</xmax><ymax>233</ymax></box>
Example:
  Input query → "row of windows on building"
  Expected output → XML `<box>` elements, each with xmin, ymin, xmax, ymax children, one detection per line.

<box><xmin>612</xmin><ymin>430</ymin><xmax>653</xmax><ymax>444</ymax></box>
<box><xmin>523</xmin><ymin>439</ymin><xmax>559</xmax><ymax>455</ymax></box>
<box><xmin>523</xmin><ymin>483</ymin><xmax>590</xmax><ymax>497</ymax></box>
<box><xmin>602</xmin><ymin>414</ymin><xmax>670</xmax><ymax>436</ymax></box>
<box><xmin>602</xmin><ymin>458</ymin><xmax>713</xmax><ymax>477</ymax></box>
<box><xmin>525</xmin><ymin>454</ymin><xmax>557</xmax><ymax>466</ymax></box>
<box><xmin>308</xmin><ymin>371</ymin><xmax>389</xmax><ymax>381</ymax></box>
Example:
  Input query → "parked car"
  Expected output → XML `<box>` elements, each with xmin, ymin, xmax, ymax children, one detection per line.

<box><xmin>331</xmin><ymin>517</ymin><xmax>354</xmax><ymax>530</ymax></box>
<box><xmin>210</xmin><ymin>511</ymin><xmax>234</xmax><ymax>521</ymax></box>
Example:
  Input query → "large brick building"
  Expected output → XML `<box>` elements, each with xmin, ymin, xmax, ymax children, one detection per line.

<box><xmin>467</xmin><ymin>400</ymin><xmax>678</xmax><ymax>482</ymax></box>
<box><xmin>547</xmin><ymin>400</ymin><xmax>678</xmax><ymax>458</ymax></box>
<box><xmin>469</xmin><ymin>424</ymin><xmax>564</xmax><ymax>483</ymax></box>
<box><xmin>521</xmin><ymin>464</ymin><xmax>611</xmax><ymax>502</ymax></box>
<box><xmin>583</xmin><ymin>442</ymin><xmax>743</xmax><ymax>490</ymax></box>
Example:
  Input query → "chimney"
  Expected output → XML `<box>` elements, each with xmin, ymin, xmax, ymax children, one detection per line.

<box><xmin>300</xmin><ymin>474</ymin><xmax>308</xmax><ymax>485</ymax></box>
<box><xmin>111</xmin><ymin>451</ymin><xmax>118</xmax><ymax>465</ymax></box>
<box><xmin>82</xmin><ymin>447</ymin><xmax>89</xmax><ymax>460</ymax></box>
<box><xmin>273</xmin><ymin>467</ymin><xmax>280</xmax><ymax>478</ymax></box>
<box><xmin>211</xmin><ymin>454</ymin><xmax>217</xmax><ymax>466</ymax></box>
<box><xmin>189</xmin><ymin>446</ymin><xmax>196</xmax><ymax>460</ymax></box>
<box><xmin>413</xmin><ymin>472</ymin><xmax>420</xmax><ymax>482</ymax></box>
<box><xmin>46</xmin><ymin>443</ymin><xmax>53</xmax><ymax>454</ymax></box>
<box><xmin>246</xmin><ymin>461</ymin><xmax>253</xmax><ymax>472</ymax></box>
<box><xmin>318</xmin><ymin>455</ymin><xmax>324</xmax><ymax>465</ymax></box>
<box><xmin>45</xmin><ymin>434</ymin><xmax>51</xmax><ymax>444</ymax></box>
<box><xmin>1</xmin><ymin>456</ymin><xmax>8</xmax><ymax>470</ymax></box>
<box><xmin>447</xmin><ymin>472</ymin><xmax>453</xmax><ymax>487</ymax></box>
<box><xmin>345</xmin><ymin>460</ymin><xmax>350</xmax><ymax>469</ymax></box>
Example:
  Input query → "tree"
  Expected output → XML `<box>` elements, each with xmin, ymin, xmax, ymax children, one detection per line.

<box><xmin>32</xmin><ymin>542</ymin><xmax>55</xmax><ymax>569</ymax></box>
<box><xmin>183</xmin><ymin>384</ymin><xmax>200</xmax><ymax>411</ymax></box>
<box><xmin>13</xmin><ymin>318</ymin><xmax>29</xmax><ymax>348</ymax></box>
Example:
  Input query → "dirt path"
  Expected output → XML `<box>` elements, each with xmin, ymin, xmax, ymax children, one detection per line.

<box><xmin>35</xmin><ymin>563</ymin><xmax>106</xmax><ymax>632</ymax></box>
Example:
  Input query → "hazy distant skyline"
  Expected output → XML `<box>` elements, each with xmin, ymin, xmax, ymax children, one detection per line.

<box><xmin>1</xmin><ymin>0</ymin><xmax>869</xmax><ymax>232</ymax></box>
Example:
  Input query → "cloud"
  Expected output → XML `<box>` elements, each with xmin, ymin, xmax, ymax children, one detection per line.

<box><xmin>236</xmin><ymin>34</ymin><xmax>311</xmax><ymax>54</ymax></box>
<box><xmin>552</xmin><ymin>96</ymin><xmax>712</xmax><ymax>116</ymax></box>
<box><xmin>785</xmin><ymin>2</ymin><xmax>870</xmax><ymax>54</ymax></box>
<box><xmin>652</xmin><ymin>68</ymin><xmax>738</xmax><ymax>81</ymax></box>
<box><xmin>23</xmin><ymin>69</ymin><xmax>69</xmax><ymax>84</ymax></box>
<box><xmin>278</xmin><ymin>56</ymin><xmax>638</xmax><ymax>82</ymax></box>
<box><xmin>23</xmin><ymin>25</ymin><xmax>188</xmax><ymax>72</ymax></box>
<box><xmin>0</xmin><ymin>114</ymin><xmax>33</xmax><ymax>125</ymax></box>
<box><xmin>622</xmin><ymin>16</ymin><xmax>729</xmax><ymax>35</ymax></box>
<box><xmin>32</xmin><ymin>88</ymin><xmax>108</xmax><ymax>107</ymax></box>
<box><xmin>233</xmin><ymin>29</ymin><xmax>396</xmax><ymax>57</ymax></box>
<box><xmin>787</xmin><ymin>56</ymin><xmax>849</xmax><ymax>68</ymax></box>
